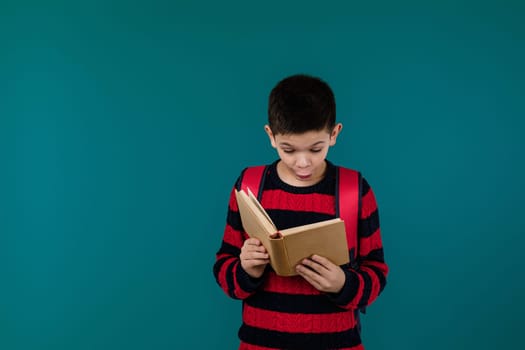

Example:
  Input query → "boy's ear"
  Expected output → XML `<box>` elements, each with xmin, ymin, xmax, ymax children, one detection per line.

<box><xmin>329</xmin><ymin>123</ymin><xmax>343</xmax><ymax>146</ymax></box>
<box><xmin>264</xmin><ymin>125</ymin><xmax>277</xmax><ymax>148</ymax></box>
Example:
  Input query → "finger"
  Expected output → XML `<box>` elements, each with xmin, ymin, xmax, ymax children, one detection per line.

<box><xmin>244</xmin><ymin>238</ymin><xmax>262</xmax><ymax>246</ymax></box>
<box><xmin>296</xmin><ymin>265</ymin><xmax>323</xmax><ymax>289</ymax></box>
<box><xmin>241</xmin><ymin>253</ymin><xmax>270</xmax><ymax>263</ymax></box>
<box><xmin>242</xmin><ymin>245</ymin><xmax>267</xmax><ymax>254</ymax></box>
<box><xmin>301</xmin><ymin>257</ymin><xmax>330</xmax><ymax>274</ymax></box>
<box><xmin>243</xmin><ymin>257</ymin><xmax>270</xmax><ymax>267</ymax></box>
<box><xmin>241</xmin><ymin>249</ymin><xmax>269</xmax><ymax>258</ymax></box>
<box><xmin>244</xmin><ymin>251</ymin><xmax>269</xmax><ymax>260</ymax></box>
<box><xmin>310</xmin><ymin>255</ymin><xmax>335</xmax><ymax>270</ymax></box>
<box><xmin>242</xmin><ymin>241</ymin><xmax>266</xmax><ymax>253</ymax></box>
<box><xmin>253</xmin><ymin>245</ymin><xmax>268</xmax><ymax>253</ymax></box>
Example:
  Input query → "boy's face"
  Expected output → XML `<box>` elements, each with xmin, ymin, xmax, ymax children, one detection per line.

<box><xmin>265</xmin><ymin>124</ymin><xmax>342</xmax><ymax>187</ymax></box>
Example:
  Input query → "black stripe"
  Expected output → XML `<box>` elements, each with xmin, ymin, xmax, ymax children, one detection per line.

<box><xmin>213</xmin><ymin>256</ymin><xmax>229</xmax><ymax>281</ymax></box>
<box><xmin>225</xmin><ymin>259</ymin><xmax>237</xmax><ymax>298</ymax></box>
<box><xmin>264</xmin><ymin>161</ymin><xmax>337</xmax><ymax>196</ymax></box>
<box><xmin>267</xmin><ymin>209</ymin><xmax>335</xmax><ymax>230</ymax></box>
<box><xmin>227</xmin><ymin>209</ymin><xmax>243</xmax><ymax>231</ymax></box>
<box><xmin>358</xmin><ymin>209</ymin><xmax>379</xmax><ymax>238</ymax></box>
<box><xmin>363</xmin><ymin>248</ymin><xmax>385</xmax><ymax>263</ymax></box>
<box><xmin>235</xmin><ymin>171</ymin><xmax>245</xmax><ymax>191</ymax></box>
<box><xmin>357</xmin><ymin>270</ymin><xmax>372</xmax><ymax>308</ymax></box>
<box><xmin>257</xmin><ymin>166</ymin><xmax>269</xmax><ymax>200</ymax></box>
<box><xmin>361</xmin><ymin>177</ymin><xmax>371</xmax><ymax>197</ymax></box>
<box><xmin>349</xmin><ymin>247</ymin><xmax>358</xmax><ymax>267</ymax></box>
<box><xmin>239</xmin><ymin>324</ymin><xmax>361</xmax><ymax>350</ymax></box>
<box><xmin>246</xmin><ymin>291</ymin><xmax>347</xmax><ymax>314</ymax></box>
<box><xmin>216</xmin><ymin>241</ymin><xmax>241</xmax><ymax>257</ymax></box>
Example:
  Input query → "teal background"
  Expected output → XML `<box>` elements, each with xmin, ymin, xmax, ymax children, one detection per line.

<box><xmin>1</xmin><ymin>0</ymin><xmax>524</xmax><ymax>349</ymax></box>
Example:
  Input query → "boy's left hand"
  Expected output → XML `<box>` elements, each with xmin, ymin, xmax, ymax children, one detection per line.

<box><xmin>296</xmin><ymin>255</ymin><xmax>345</xmax><ymax>293</ymax></box>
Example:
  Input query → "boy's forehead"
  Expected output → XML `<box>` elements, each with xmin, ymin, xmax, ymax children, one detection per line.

<box><xmin>275</xmin><ymin>130</ymin><xmax>330</xmax><ymax>145</ymax></box>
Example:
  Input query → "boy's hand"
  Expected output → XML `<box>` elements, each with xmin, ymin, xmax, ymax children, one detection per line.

<box><xmin>240</xmin><ymin>238</ymin><xmax>270</xmax><ymax>278</ymax></box>
<box><xmin>296</xmin><ymin>255</ymin><xmax>346</xmax><ymax>293</ymax></box>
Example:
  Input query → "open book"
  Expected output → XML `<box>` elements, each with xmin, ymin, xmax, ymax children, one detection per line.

<box><xmin>235</xmin><ymin>188</ymin><xmax>350</xmax><ymax>276</ymax></box>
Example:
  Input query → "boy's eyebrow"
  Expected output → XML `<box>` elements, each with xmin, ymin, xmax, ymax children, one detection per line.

<box><xmin>279</xmin><ymin>141</ymin><xmax>326</xmax><ymax>147</ymax></box>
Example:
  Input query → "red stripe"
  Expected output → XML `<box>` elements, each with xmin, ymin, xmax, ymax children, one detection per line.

<box><xmin>339</xmin><ymin>346</ymin><xmax>365</xmax><ymax>350</ymax></box>
<box><xmin>243</xmin><ymin>304</ymin><xmax>357</xmax><ymax>333</ymax></box>
<box><xmin>239</xmin><ymin>343</ymin><xmax>279</xmax><ymax>350</ymax></box>
<box><xmin>261</xmin><ymin>189</ymin><xmax>336</xmax><ymax>215</ymax></box>
<box><xmin>360</xmin><ymin>188</ymin><xmax>377</xmax><ymax>219</ymax></box>
<box><xmin>217</xmin><ymin>257</ymin><xmax>236</xmax><ymax>291</ymax></box>
<box><xmin>361</xmin><ymin>266</ymin><xmax>381</xmax><ymax>303</ymax></box>
<box><xmin>346</xmin><ymin>270</ymin><xmax>365</xmax><ymax>309</ymax></box>
<box><xmin>362</xmin><ymin>260</ymin><xmax>389</xmax><ymax>283</ymax></box>
<box><xmin>358</xmin><ymin>228</ymin><xmax>382</xmax><ymax>257</ymax></box>
<box><xmin>229</xmin><ymin>188</ymin><xmax>239</xmax><ymax>211</ymax></box>
<box><xmin>364</xmin><ymin>260</ymin><xmax>389</xmax><ymax>274</ymax></box>
<box><xmin>215</xmin><ymin>252</ymin><xmax>231</xmax><ymax>261</ymax></box>
<box><xmin>233</xmin><ymin>260</ymin><xmax>252</xmax><ymax>299</ymax></box>
<box><xmin>240</xmin><ymin>343</ymin><xmax>364</xmax><ymax>350</ymax></box>
<box><xmin>262</xmin><ymin>271</ymin><xmax>321</xmax><ymax>295</ymax></box>
<box><xmin>223</xmin><ymin>224</ymin><xmax>245</xmax><ymax>248</ymax></box>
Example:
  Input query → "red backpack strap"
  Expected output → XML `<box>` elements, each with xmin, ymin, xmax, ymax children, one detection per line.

<box><xmin>239</xmin><ymin>165</ymin><xmax>268</xmax><ymax>200</ymax></box>
<box><xmin>336</xmin><ymin>167</ymin><xmax>361</xmax><ymax>265</ymax></box>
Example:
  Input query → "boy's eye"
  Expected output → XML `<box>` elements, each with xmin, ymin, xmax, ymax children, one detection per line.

<box><xmin>282</xmin><ymin>149</ymin><xmax>322</xmax><ymax>153</ymax></box>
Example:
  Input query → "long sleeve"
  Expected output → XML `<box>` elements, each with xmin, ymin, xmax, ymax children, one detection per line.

<box><xmin>329</xmin><ymin>178</ymin><xmax>389</xmax><ymax>309</ymax></box>
<box><xmin>213</xmin><ymin>185</ymin><xmax>265</xmax><ymax>300</ymax></box>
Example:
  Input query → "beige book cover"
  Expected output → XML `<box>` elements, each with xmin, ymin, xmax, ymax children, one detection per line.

<box><xmin>235</xmin><ymin>188</ymin><xmax>350</xmax><ymax>276</ymax></box>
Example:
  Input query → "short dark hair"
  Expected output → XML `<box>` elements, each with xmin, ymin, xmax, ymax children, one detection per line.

<box><xmin>268</xmin><ymin>74</ymin><xmax>336</xmax><ymax>135</ymax></box>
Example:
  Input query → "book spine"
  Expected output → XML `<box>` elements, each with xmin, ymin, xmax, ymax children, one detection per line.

<box><xmin>268</xmin><ymin>237</ymin><xmax>295</xmax><ymax>276</ymax></box>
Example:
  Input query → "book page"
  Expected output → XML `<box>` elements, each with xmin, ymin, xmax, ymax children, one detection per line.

<box><xmin>235</xmin><ymin>190</ymin><xmax>276</xmax><ymax>237</ymax></box>
<box><xmin>279</xmin><ymin>218</ymin><xmax>342</xmax><ymax>236</ymax></box>
<box><xmin>246</xmin><ymin>188</ymin><xmax>276</xmax><ymax>231</ymax></box>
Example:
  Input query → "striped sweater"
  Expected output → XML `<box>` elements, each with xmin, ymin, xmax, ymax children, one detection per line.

<box><xmin>213</xmin><ymin>160</ymin><xmax>388</xmax><ymax>350</ymax></box>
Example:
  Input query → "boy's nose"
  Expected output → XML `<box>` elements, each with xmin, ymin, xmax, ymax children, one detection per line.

<box><xmin>296</xmin><ymin>156</ymin><xmax>310</xmax><ymax>168</ymax></box>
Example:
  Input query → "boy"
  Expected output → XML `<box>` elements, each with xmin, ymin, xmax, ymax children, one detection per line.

<box><xmin>213</xmin><ymin>74</ymin><xmax>388</xmax><ymax>350</ymax></box>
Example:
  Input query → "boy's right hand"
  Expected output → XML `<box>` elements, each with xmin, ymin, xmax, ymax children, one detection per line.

<box><xmin>240</xmin><ymin>238</ymin><xmax>269</xmax><ymax>278</ymax></box>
